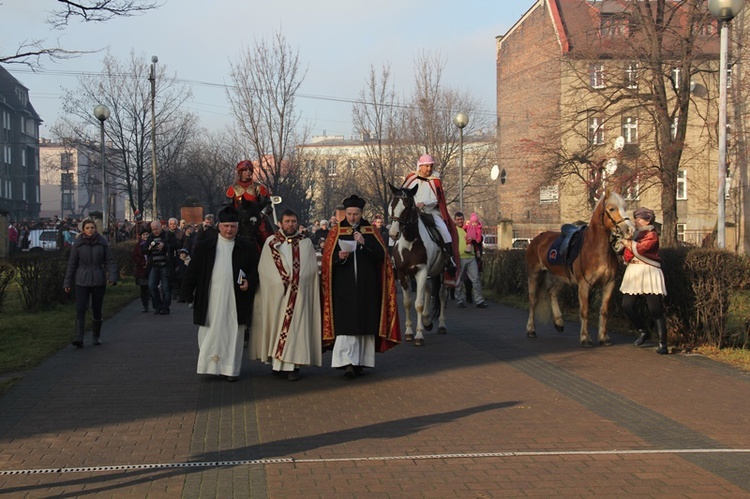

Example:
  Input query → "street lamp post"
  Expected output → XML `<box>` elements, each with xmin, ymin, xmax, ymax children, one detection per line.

<box><xmin>149</xmin><ymin>55</ymin><xmax>158</xmax><ymax>220</ymax></box>
<box><xmin>709</xmin><ymin>0</ymin><xmax>744</xmax><ymax>249</ymax></box>
<box><xmin>93</xmin><ymin>104</ymin><xmax>111</xmax><ymax>239</ymax></box>
<box><xmin>453</xmin><ymin>112</ymin><xmax>469</xmax><ymax>213</ymax></box>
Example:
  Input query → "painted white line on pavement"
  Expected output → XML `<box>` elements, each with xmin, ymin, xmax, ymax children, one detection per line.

<box><xmin>2</xmin><ymin>448</ymin><xmax>750</xmax><ymax>475</ymax></box>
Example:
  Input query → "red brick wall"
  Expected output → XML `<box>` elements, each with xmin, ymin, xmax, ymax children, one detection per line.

<box><xmin>496</xmin><ymin>2</ymin><xmax>562</xmax><ymax>228</ymax></box>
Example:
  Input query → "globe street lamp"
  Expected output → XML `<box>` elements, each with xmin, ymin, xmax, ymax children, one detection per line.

<box><xmin>93</xmin><ymin>104</ymin><xmax>110</xmax><ymax>239</ymax></box>
<box><xmin>149</xmin><ymin>55</ymin><xmax>158</xmax><ymax>220</ymax></box>
<box><xmin>709</xmin><ymin>0</ymin><xmax>744</xmax><ymax>248</ymax></box>
<box><xmin>453</xmin><ymin>112</ymin><xmax>469</xmax><ymax>213</ymax></box>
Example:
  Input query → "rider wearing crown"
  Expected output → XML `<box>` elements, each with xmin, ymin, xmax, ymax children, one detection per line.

<box><xmin>226</xmin><ymin>159</ymin><xmax>274</xmax><ymax>245</ymax></box>
<box><xmin>401</xmin><ymin>154</ymin><xmax>459</xmax><ymax>277</ymax></box>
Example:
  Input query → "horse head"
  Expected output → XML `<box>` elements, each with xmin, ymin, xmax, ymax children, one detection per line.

<box><xmin>388</xmin><ymin>182</ymin><xmax>419</xmax><ymax>240</ymax></box>
<box><xmin>598</xmin><ymin>189</ymin><xmax>635</xmax><ymax>242</ymax></box>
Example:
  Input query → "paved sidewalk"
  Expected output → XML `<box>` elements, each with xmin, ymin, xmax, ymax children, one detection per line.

<box><xmin>1</xmin><ymin>295</ymin><xmax>749</xmax><ymax>497</ymax></box>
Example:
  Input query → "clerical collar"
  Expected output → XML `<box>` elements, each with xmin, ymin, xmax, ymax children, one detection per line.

<box><xmin>278</xmin><ymin>231</ymin><xmax>304</xmax><ymax>244</ymax></box>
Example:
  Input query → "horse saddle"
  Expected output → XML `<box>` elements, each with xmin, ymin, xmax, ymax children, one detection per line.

<box><xmin>547</xmin><ymin>224</ymin><xmax>587</xmax><ymax>266</ymax></box>
<box><xmin>418</xmin><ymin>212</ymin><xmax>444</xmax><ymax>245</ymax></box>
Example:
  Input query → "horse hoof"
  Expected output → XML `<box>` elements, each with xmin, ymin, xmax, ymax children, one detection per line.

<box><xmin>414</xmin><ymin>338</ymin><xmax>424</xmax><ymax>346</ymax></box>
<box><xmin>527</xmin><ymin>331</ymin><xmax>537</xmax><ymax>338</ymax></box>
<box><xmin>405</xmin><ymin>333</ymin><xmax>414</xmax><ymax>342</ymax></box>
<box><xmin>581</xmin><ymin>340</ymin><xmax>594</xmax><ymax>348</ymax></box>
<box><xmin>424</xmin><ymin>322</ymin><xmax>433</xmax><ymax>332</ymax></box>
<box><xmin>599</xmin><ymin>339</ymin><xmax>613</xmax><ymax>347</ymax></box>
<box><xmin>554</xmin><ymin>324</ymin><xmax>564</xmax><ymax>333</ymax></box>
<box><xmin>437</xmin><ymin>327</ymin><xmax>447</xmax><ymax>335</ymax></box>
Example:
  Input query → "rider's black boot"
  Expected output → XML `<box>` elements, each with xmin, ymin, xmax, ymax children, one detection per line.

<box><xmin>443</xmin><ymin>243</ymin><xmax>457</xmax><ymax>276</ymax></box>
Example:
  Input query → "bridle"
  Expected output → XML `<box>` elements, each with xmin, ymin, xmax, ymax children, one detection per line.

<box><xmin>389</xmin><ymin>193</ymin><xmax>418</xmax><ymax>239</ymax></box>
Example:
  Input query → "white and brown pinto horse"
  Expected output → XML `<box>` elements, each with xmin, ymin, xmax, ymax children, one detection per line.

<box><xmin>525</xmin><ymin>190</ymin><xmax>635</xmax><ymax>347</ymax></box>
<box><xmin>388</xmin><ymin>183</ymin><xmax>448</xmax><ymax>346</ymax></box>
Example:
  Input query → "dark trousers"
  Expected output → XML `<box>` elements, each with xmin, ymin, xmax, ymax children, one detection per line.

<box><xmin>148</xmin><ymin>265</ymin><xmax>171</xmax><ymax>312</ymax></box>
<box><xmin>139</xmin><ymin>285</ymin><xmax>150</xmax><ymax>307</ymax></box>
<box><xmin>75</xmin><ymin>285</ymin><xmax>106</xmax><ymax>324</ymax></box>
<box><xmin>621</xmin><ymin>294</ymin><xmax>664</xmax><ymax>330</ymax></box>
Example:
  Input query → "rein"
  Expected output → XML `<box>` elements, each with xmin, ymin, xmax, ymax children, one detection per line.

<box><xmin>390</xmin><ymin>195</ymin><xmax>418</xmax><ymax>239</ymax></box>
<box><xmin>576</xmin><ymin>201</ymin><xmax>629</xmax><ymax>287</ymax></box>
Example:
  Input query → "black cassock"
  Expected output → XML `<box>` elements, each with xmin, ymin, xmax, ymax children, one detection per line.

<box><xmin>331</xmin><ymin>219</ymin><xmax>385</xmax><ymax>336</ymax></box>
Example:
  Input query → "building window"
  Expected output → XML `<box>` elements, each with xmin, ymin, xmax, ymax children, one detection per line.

<box><xmin>600</xmin><ymin>15</ymin><xmax>628</xmax><ymax>37</ymax></box>
<box><xmin>727</xmin><ymin>66</ymin><xmax>733</xmax><ymax>89</ymax></box>
<box><xmin>305</xmin><ymin>159</ymin><xmax>315</xmax><ymax>171</ymax></box>
<box><xmin>677</xmin><ymin>223</ymin><xmax>686</xmax><ymax>242</ymax></box>
<box><xmin>3</xmin><ymin>145</ymin><xmax>11</xmax><ymax>164</ymax></box>
<box><xmin>61</xmin><ymin>153</ymin><xmax>73</xmax><ymax>170</ymax></box>
<box><xmin>671</xmin><ymin>66</ymin><xmax>682</xmax><ymax>88</ymax></box>
<box><xmin>625</xmin><ymin>62</ymin><xmax>638</xmax><ymax>89</ymax></box>
<box><xmin>671</xmin><ymin>114</ymin><xmax>679</xmax><ymax>139</ymax></box>
<box><xmin>676</xmin><ymin>169</ymin><xmax>687</xmax><ymax>200</ymax></box>
<box><xmin>590</xmin><ymin>63</ymin><xmax>605</xmax><ymax>89</ymax></box>
<box><xmin>62</xmin><ymin>192</ymin><xmax>74</xmax><ymax>211</ymax></box>
<box><xmin>326</xmin><ymin>159</ymin><xmax>337</xmax><ymax>176</ymax></box>
<box><xmin>589</xmin><ymin>116</ymin><xmax>604</xmax><ymax>145</ymax></box>
<box><xmin>699</xmin><ymin>20</ymin><xmax>717</xmax><ymax>37</ymax></box>
<box><xmin>348</xmin><ymin>159</ymin><xmax>357</xmax><ymax>171</ymax></box>
<box><xmin>621</xmin><ymin>116</ymin><xmax>638</xmax><ymax>144</ymax></box>
<box><xmin>624</xmin><ymin>179</ymin><xmax>640</xmax><ymax>201</ymax></box>
<box><xmin>2</xmin><ymin>111</ymin><xmax>10</xmax><ymax>130</ymax></box>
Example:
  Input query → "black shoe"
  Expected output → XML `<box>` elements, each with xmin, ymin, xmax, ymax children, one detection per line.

<box><xmin>160</xmin><ymin>309</ymin><xmax>170</xmax><ymax>315</ymax></box>
<box><xmin>142</xmin><ymin>306</ymin><xmax>149</xmax><ymax>313</ymax></box>
<box><xmin>72</xmin><ymin>340</ymin><xmax>83</xmax><ymax>348</ymax></box>
<box><xmin>353</xmin><ymin>366</ymin><xmax>365</xmax><ymax>376</ymax></box>
<box><xmin>93</xmin><ymin>338</ymin><xmax>102</xmax><ymax>346</ymax></box>
<box><xmin>656</xmin><ymin>344</ymin><xmax>668</xmax><ymax>355</ymax></box>
<box><xmin>457</xmin><ymin>301</ymin><xmax>466</xmax><ymax>308</ymax></box>
<box><xmin>476</xmin><ymin>302</ymin><xmax>488</xmax><ymax>309</ymax></box>
<box><xmin>153</xmin><ymin>309</ymin><xmax>162</xmax><ymax>315</ymax></box>
<box><xmin>344</xmin><ymin>365</ymin><xmax>355</xmax><ymax>379</ymax></box>
<box><xmin>225</xmin><ymin>376</ymin><xmax>239</xmax><ymax>382</ymax></box>
<box><xmin>287</xmin><ymin>369</ymin><xmax>301</xmax><ymax>381</ymax></box>
<box><xmin>634</xmin><ymin>329</ymin><xmax>651</xmax><ymax>346</ymax></box>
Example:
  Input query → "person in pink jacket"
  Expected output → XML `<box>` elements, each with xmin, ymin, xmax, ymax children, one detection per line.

<box><xmin>619</xmin><ymin>207</ymin><xmax>668</xmax><ymax>354</ymax></box>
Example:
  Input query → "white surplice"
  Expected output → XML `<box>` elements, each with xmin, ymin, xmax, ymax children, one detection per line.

<box><xmin>250</xmin><ymin>234</ymin><xmax>322</xmax><ymax>371</ymax></box>
<box><xmin>196</xmin><ymin>236</ymin><xmax>244</xmax><ymax>377</ymax></box>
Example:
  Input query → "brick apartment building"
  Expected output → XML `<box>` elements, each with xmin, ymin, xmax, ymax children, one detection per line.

<box><xmin>496</xmin><ymin>0</ymin><xmax>729</xmax><ymax>246</ymax></box>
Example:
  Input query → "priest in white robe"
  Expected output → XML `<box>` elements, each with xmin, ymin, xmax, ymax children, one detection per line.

<box><xmin>181</xmin><ymin>205</ymin><xmax>259</xmax><ymax>381</ymax></box>
<box><xmin>250</xmin><ymin>209</ymin><xmax>322</xmax><ymax>381</ymax></box>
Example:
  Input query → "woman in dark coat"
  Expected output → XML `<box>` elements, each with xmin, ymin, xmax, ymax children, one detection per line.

<box><xmin>64</xmin><ymin>219</ymin><xmax>118</xmax><ymax>347</ymax></box>
<box><xmin>132</xmin><ymin>230</ymin><xmax>151</xmax><ymax>312</ymax></box>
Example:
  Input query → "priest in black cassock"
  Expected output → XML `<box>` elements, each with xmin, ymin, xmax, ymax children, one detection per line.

<box><xmin>321</xmin><ymin>194</ymin><xmax>400</xmax><ymax>378</ymax></box>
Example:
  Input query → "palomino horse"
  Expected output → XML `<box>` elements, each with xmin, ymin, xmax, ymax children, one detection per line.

<box><xmin>388</xmin><ymin>183</ymin><xmax>448</xmax><ymax>346</ymax></box>
<box><xmin>525</xmin><ymin>190</ymin><xmax>635</xmax><ymax>347</ymax></box>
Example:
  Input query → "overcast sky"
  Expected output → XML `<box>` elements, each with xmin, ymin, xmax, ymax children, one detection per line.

<box><xmin>2</xmin><ymin>0</ymin><xmax>533</xmax><ymax>140</ymax></box>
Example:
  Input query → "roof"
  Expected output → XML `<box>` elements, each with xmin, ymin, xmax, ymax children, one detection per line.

<box><xmin>0</xmin><ymin>65</ymin><xmax>42</xmax><ymax>120</ymax></box>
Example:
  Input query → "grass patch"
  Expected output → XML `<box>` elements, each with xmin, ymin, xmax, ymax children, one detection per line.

<box><xmin>0</xmin><ymin>277</ymin><xmax>138</xmax><ymax>384</ymax></box>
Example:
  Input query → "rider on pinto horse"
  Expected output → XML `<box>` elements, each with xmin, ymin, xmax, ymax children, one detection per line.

<box><xmin>401</xmin><ymin>154</ymin><xmax>459</xmax><ymax>277</ymax></box>
<box><xmin>226</xmin><ymin>159</ymin><xmax>275</xmax><ymax>249</ymax></box>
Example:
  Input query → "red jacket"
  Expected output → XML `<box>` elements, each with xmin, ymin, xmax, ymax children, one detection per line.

<box><xmin>624</xmin><ymin>228</ymin><xmax>661</xmax><ymax>264</ymax></box>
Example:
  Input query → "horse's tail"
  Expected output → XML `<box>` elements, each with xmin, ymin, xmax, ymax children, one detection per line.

<box><xmin>534</xmin><ymin>274</ymin><xmax>554</xmax><ymax>324</ymax></box>
<box><xmin>430</xmin><ymin>276</ymin><xmax>441</xmax><ymax>320</ymax></box>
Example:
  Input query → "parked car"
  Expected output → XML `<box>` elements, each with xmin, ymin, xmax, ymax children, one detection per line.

<box><xmin>24</xmin><ymin>229</ymin><xmax>78</xmax><ymax>252</ymax></box>
<box><xmin>512</xmin><ymin>238</ymin><xmax>532</xmax><ymax>249</ymax></box>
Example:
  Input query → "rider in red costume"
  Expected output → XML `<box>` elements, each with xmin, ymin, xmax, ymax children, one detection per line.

<box><xmin>226</xmin><ymin>160</ymin><xmax>274</xmax><ymax>246</ymax></box>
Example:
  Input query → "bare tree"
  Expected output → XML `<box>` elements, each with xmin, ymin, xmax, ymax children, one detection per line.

<box><xmin>402</xmin><ymin>53</ymin><xmax>496</xmax><ymax>214</ymax></box>
<box><xmin>351</xmin><ymin>64</ymin><xmax>409</xmax><ymax>218</ymax></box>
<box><xmin>522</xmin><ymin>0</ymin><xmax>720</xmax><ymax>247</ymax></box>
<box><xmin>56</xmin><ymin>51</ymin><xmax>196</xmax><ymax>217</ymax></box>
<box><xmin>226</xmin><ymin>30</ymin><xmax>313</xmax><ymax>216</ymax></box>
<box><xmin>1</xmin><ymin>1</ymin><xmax>160</xmax><ymax>67</ymax></box>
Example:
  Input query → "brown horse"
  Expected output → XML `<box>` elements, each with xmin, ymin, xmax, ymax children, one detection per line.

<box><xmin>525</xmin><ymin>190</ymin><xmax>635</xmax><ymax>347</ymax></box>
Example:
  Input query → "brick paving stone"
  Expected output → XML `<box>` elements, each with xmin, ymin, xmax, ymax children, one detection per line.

<box><xmin>0</xmin><ymin>296</ymin><xmax>750</xmax><ymax>496</ymax></box>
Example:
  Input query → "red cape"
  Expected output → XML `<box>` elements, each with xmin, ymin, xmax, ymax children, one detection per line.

<box><xmin>321</xmin><ymin>224</ymin><xmax>401</xmax><ymax>352</ymax></box>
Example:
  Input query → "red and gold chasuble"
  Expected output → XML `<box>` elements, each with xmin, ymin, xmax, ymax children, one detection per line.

<box><xmin>321</xmin><ymin>224</ymin><xmax>401</xmax><ymax>352</ymax></box>
<box><xmin>266</xmin><ymin>231</ymin><xmax>304</xmax><ymax>360</ymax></box>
